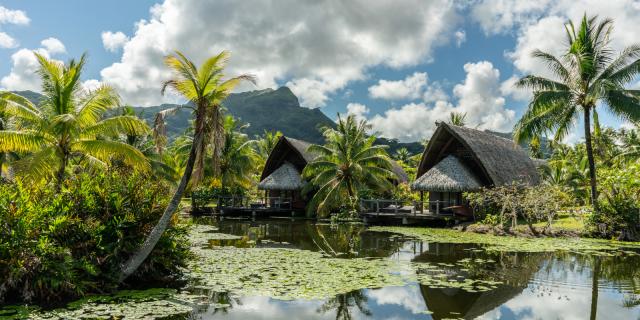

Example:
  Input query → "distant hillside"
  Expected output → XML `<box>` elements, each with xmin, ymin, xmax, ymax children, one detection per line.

<box><xmin>131</xmin><ymin>87</ymin><xmax>336</xmax><ymax>144</ymax></box>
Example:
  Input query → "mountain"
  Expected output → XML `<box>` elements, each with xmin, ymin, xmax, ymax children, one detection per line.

<box><xmin>130</xmin><ymin>87</ymin><xmax>337</xmax><ymax>144</ymax></box>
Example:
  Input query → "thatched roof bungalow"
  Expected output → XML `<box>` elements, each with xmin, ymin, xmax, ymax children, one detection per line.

<box><xmin>258</xmin><ymin>136</ymin><xmax>408</xmax><ymax>212</ymax></box>
<box><xmin>411</xmin><ymin>122</ymin><xmax>540</xmax><ymax>215</ymax></box>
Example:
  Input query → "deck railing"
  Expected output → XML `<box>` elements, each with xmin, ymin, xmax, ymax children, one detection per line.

<box><xmin>359</xmin><ymin>199</ymin><xmax>457</xmax><ymax>216</ymax></box>
<box><xmin>191</xmin><ymin>194</ymin><xmax>293</xmax><ymax>212</ymax></box>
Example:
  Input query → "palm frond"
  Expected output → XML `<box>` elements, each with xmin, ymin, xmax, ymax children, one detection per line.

<box><xmin>0</xmin><ymin>131</ymin><xmax>46</xmax><ymax>152</ymax></box>
<box><xmin>72</xmin><ymin>140</ymin><xmax>150</xmax><ymax>170</ymax></box>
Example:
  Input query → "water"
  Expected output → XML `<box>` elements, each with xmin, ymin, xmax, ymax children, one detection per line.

<box><xmin>185</xmin><ymin>217</ymin><xmax>640</xmax><ymax>320</ymax></box>
<box><xmin>10</xmin><ymin>217</ymin><xmax>640</xmax><ymax>319</ymax></box>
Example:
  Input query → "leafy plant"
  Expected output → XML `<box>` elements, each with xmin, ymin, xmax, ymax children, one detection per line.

<box><xmin>0</xmin><ymin>171</ymin><xmax>189</xmax><ymax>304</ymax></box>
<box><xmin>0</xmin><ymin>55</ymin><xmax>149</xmax><ymax>186</ymax></box>
<box><xmin>303</xmin><ymin>115</ymin><xmax>395</xmax><ymax>217</ymax></box>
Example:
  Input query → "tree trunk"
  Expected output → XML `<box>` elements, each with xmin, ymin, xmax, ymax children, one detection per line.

<box><xmin>119</xmin><ymin>116</ymin><xmax>205</xmax><ymax>283</ymax></box>
<box><xmin>583</xmin><ymin>107</ymin><xmax>599</xmax><ymax>211</ymax></box>
<box><xmin>55</xmin><ymin>152</ymin><xmax>68</xmax><ymax>192</ymax></box>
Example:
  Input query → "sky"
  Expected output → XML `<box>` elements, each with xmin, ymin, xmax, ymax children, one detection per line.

<box><xmin>1</xmin><ymin>0</ymin><xmax>639</xmax><ymax>143</ymax></box>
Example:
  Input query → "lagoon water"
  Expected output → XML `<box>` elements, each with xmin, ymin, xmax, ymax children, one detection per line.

<box><xmin>11</xmin><ymin>217</ymin><xmax>640</xmax><ymax>320</ymax></box>
<box><xmin>185</xmin><ymin>217</ymin><xmax>640</xmax><ymax>320</ymax></box>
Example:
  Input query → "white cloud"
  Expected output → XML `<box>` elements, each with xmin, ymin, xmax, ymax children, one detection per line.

<box><xmin>101</xmin><ymin>31</ymin><xmax>129</xmax><ymax>52</ymax></box>
<box><xmin>369</xmin><ymin>101</ymin><xmax>453</xmax><ymax>142</ymax></box>
<box><xmin>500</xmin><ymin>74</ymin><xmax>531</xmax><ymax>101</ymax></box>
<box><xmin>422</xmin><ymin>81</ymin><xmax>449</xmax><ymax>103</ymax></box>
<box><xmin>362</xmin><ymin>61</ymin><xmax>516</xmax><ymax>142</ymax></box>
<box><xmin>471</xmin><ymin>0</ymin><xmax>640</xmax><ymax>79</ymax></box>
<box><xmin>454</xmin><ymin>29</ymin><xmax>466</xmax><ymax>47</ymax></box>
<box><xmin>470</xmin><ymin>0</ymin><xmax>552</xmax><ymax>35</ymax></box>
<box><xmin>0</xmin><ymin>38</ymin><xmax>67</xmax><ymax>91</ymax></box>
<box><xmin>507</xmin><ymin>15</ymin><xmax>567</xmax><ymax>79</ymax></box>
<box><xmin>0</xmin><ymin>6</ymin><xmax>30</xmax><ymax>49</ymax></box>
<box><xmin>0</xmin><ymin>48</ymin><xmax>50</xmax><ymax>91</ymax></box>
<box><xmin>41</xmin><ymin>37</ymin><xmax>66</xmax><ymax>54</ymax></box>
<box><xmin>0</xmin><ymin>6</ymin><xmax>30</xmax><ymax>25</ymax></box>
<box><xmin>368</xmin><ymin>72</ymin><xmax>428</xmax><ymax>101</ymax></box>
<box><xmin>345</xmin><ymin>102</ymin><xmax>369</xmax><ymax>121</ymax></box>
<box><xmin>0</xmin><ymin>31</ymin><xmax>17</xmax><ymax>48</ymax></box>
<box><xmin>98</xmin><ymin>0</ymin><xmax>460</xmax><ymax>106</ymax></box>
<box><xmin>453</xmin><ymin>61</ymin><xmax>515</xmax><ymax>131</ymax></box>
<box><xmin>82</xmin><ymin>79</ymin><xmax>103</xmax><ymax>92</ymax></box>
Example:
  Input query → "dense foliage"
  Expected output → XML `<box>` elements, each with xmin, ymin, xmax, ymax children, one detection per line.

<box><xmin>0</xmin><ymin>55</ymin><xmax>149</xmax><ymax>186</ymax></box>
<box><xmin>513</xmin><ymin>15</ymin><xmax>640</xmax><ymax>209</ymax></box>
<box><xmin>303</xmin><ymin>115</ymin><xmax>395</xmax><ymax>218</ymax></box>
<box><xmin>0</xmin><ymin>171</ymin><xmax>189</xmax><ymax>303</ymax></box>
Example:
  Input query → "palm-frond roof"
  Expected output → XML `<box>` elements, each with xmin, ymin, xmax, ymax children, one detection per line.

<box><xmin>415</xmin><ymin>122</ymin><xmax>540</xmax><ymax>189</ymax></box>
<box><xmin>412</xmin><ymin>155</ymin><xmax>482</xmax><ymax>192</ymax></box>
<box><xmin>258</xmin><ymin>162</ymin><xmax>305</xmax><ymax>191</ymax></box>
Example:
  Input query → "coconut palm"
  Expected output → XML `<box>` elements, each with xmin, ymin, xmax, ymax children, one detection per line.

<box><xmin>393</xmin><ymin>147</ymin><xmax>412</xmax><ymax>163</ymax></box>
<box><xmin>119</xmin><ymin>50</ymin><xmax>254</xmax><ymax>281</ymax></box>
<box><xmin>303</xmin><ymin>115</ymin><xmax>394</xmax><ymax>217</ymax></box>
<box><xmin>0</xmin><ymin>54</ymin><xmax>149</xmax><ymax>187</ymax></box>
<box><xmin>448</xmin><ymin>111</ymin><xmax>467</xmax><ymax>126</ymax></box>
<box><xmin>513</xmin><ymin>15</ymin><xmax>640</xmax><ymax>209</ymax></box>
<box><xmin>217</xmin><ymin>115</ymin><xmax>258</xmax><ymax>189</ymax></box>
<box><xmin>255</xmin><ymin>130</ymin><xmax>282</xmax><ymax>161</ymax></box>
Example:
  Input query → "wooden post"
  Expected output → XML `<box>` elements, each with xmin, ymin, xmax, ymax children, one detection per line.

<box><xmin>436</xmin><ymin>200</ymin><xmax>440</xmax><ymax>215</ymax></box>
<box><xmin>420</xmin><ymin>191</ymin><xmax>424</xmax><ymax>214</ymax></box>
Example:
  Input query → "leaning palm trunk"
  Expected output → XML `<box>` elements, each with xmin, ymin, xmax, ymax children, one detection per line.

<box><xmin>119</xmin><ymin>118</ymin><xmax>204</xmax><ymax>282</ymax></box>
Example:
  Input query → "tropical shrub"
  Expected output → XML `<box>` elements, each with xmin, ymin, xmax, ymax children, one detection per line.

<box><xmin>587</xmin><ymin>163</ymin><xmax>640</xmax><ymax>240</ymax></box>
<box><xmin>0</xmin><ymin>170</ymin><xmax>190</xmax><ymax>304</ymax></box>
<box><xmin>465</xmin><ymin>184</ymin><xmax>570</xmax><ymax>234</ymax></box>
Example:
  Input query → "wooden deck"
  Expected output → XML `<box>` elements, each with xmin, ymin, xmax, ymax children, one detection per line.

<box><xmin>359</xmin><ymin>199</ymin><xmax>465</xmax><ymax>225</ymax></box>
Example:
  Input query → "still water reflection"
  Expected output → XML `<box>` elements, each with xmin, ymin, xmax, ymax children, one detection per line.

<box><xmin>190</xmin><ymin>217</ymin><xmax>640</xmax><ymax>320</ymax></box>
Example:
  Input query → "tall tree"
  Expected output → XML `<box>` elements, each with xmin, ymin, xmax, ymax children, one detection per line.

<box><xmin>119</xmin><ymin>51</ymin><xmax>253</xmax><ymax>281</ymax></box>
<box><xmin>513</xmin><ymin>15</ymin><xmax>640</xmax><ymax>210</ymax></box>
<box><xmin>215</xmin><ymin>115</ymin><xmax>258</xmax><ymax>189</ymax></box>
<box><xmin>0</xmin><ymin>54</ymin><xmax>149</xmax><ymax>187</ymax></box>
<box><xmin>303</xmin><ymin>115</ymin><xmax>394</xmax><ymax>217</ymax></box>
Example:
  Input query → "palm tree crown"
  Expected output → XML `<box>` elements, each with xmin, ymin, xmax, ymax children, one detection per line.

<box><xmin>0</xmin><ymin>53</ymin><xmax>149</xmax><ymax>184</ymax></box>
<box><xmin>513</xmin><ymin>14</ymin><xmax>640</xmax><ymax>209</ymax></box>
<box><xmin>303</xmin><ymin>115</ymin><xmax>394</xmax><ymax>217</ymax></box>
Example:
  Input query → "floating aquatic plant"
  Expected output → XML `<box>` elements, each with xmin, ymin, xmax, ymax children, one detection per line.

<box><xmin>368</xmin><ymin>226</ymin><xmax>640</xmax><ymax>253</ymax></box>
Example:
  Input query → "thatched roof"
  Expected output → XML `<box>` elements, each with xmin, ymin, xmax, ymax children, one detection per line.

<box><xmin>258</xmin><ymin>162</ymin><xmax>305</xmax><ymax>190</ymax></box>
<box><xmin>260</xmin><ymin>136</ymin><xmax>315</xmax><ymax>182</ymax></box>
<box><xmin>261</xmin><ymin>136</ymin><xmax>408</xmax><ymax>185</ymax></box>
<box><xmin>412</xmin><ymin>155</ymin><xmax>482</xmax><ymax>192</ymax></box>
<box><xmin>416</xmin><ymin>122</ymin><xmax>540</xmax><ymax>187</ymax></box>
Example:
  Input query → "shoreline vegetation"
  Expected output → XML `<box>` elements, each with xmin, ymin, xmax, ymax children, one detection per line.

<box><xmin>0</xmin><ymin>12</ymin><xmax>639</xmax><ymax>314</ymax></box>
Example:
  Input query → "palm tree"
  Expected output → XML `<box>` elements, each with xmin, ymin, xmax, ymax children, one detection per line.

<box><xmin>513</xmin><ymin>15</ymin><xmax>640</xmax><ymax>209</ymax></box>
<box><xmin>393</xmin><ymin>147</ymin><xmax>412</xmax><ymax>163</ymax></box>
<box><xmin>119</xmin><ymin>50</ymin><xmax>253</xmax><ymax>282</ymax></box>
<box><xmin>448</xmin><ymin>111</ymin><xmax>467</xmax><ymax>126</ymax></box>
<box><xmin>0</xmin><ymin>53</ymin><xmax>149</xmax><ymax>187</ymax></box>
<box><xmin>217</xmin><ymin>115</ymin><xmax>258</xmax><ymax>190</ymax></box>
<box><xmin>255</xmin><ymin>130</ymin><xmax>282</xmax><ymax>160</ymax></box>
<box><xmin>303</xmin><ymin>115</ymin><xmax>394</xmax><ymax>217</ymax></box>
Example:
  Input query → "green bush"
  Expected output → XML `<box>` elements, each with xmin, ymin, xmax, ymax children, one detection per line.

<box><xmin>587</xmin><ymin>163</ymin><xmax>640</xmax><ymax>240</ymax></box>
<box><xmin>0</xmin><ymin>170</ymin><xmax>190</xmax><ymax>304</ymax></box>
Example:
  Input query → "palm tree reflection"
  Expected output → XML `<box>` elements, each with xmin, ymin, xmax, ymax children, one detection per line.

<box><xmin>317</xmin><ymin>290</ymin><xmax>372</xmax><ymax>320</ymax></box>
